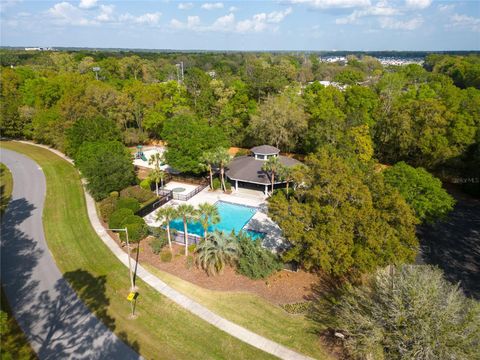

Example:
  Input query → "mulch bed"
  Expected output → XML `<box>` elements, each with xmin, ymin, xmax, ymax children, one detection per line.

<box><xmin>112</xmin><ymin>232</ymin><xmax>320</xmax><ymax>305</ymax></box>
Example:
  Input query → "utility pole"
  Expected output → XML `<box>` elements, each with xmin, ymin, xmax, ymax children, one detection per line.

<box><xmin>176</xmin><ymin>61</ymin><xmax>184</xmax><ymax>84</ymax></box>
<box><xmin>106</xmin><ymin>227</ymin><xmax>136</xmax><ymax>318</ymax></box>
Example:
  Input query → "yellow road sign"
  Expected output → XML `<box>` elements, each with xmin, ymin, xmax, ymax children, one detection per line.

<box><xmin>127</xmin><ymin>292</ymin><xmax>138</xmax><ymax>301</ymax></box>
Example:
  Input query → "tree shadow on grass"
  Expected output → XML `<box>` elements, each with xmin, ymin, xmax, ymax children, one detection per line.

<box><xmin>417</xmin><ymin>191</ymin><xmax>480</xmax><ymax>299</ymax></box>
<box><xmin>1</xmin><ymin>198</ymin><xmax>141</xmax><ymax>359</ymax></box>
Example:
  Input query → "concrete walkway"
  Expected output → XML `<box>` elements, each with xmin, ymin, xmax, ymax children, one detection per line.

<box><xmin>15</xmin><ymin>141</ymin><xmax>315</xmax><ymax>360</ymax></box>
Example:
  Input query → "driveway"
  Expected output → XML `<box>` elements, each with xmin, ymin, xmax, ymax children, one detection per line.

<box><xmin>1</xmin><ymin>149</ymin><xmax>142</xmax><ymax>359</ymax></box>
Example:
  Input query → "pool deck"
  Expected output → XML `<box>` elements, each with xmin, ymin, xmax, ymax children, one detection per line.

<box><xmin>143</xmin><ymin>184</ymin><xmax>286</xmax><ymax>251</ymax></box>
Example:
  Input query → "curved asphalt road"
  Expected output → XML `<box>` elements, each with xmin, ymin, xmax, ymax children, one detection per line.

<box><xmin>1</xmin><ymin>149</ymin><xmax>142</xmax><ymax>360</ymax></box>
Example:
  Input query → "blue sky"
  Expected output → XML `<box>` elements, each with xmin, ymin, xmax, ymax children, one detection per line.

<box><xmin>1</xmin><ymin>0</ymin><xmax>479</xmax><ymax>50</ymax></box>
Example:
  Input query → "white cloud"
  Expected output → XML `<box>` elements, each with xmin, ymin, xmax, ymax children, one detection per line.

<box><xmin>438</xmin><ymin>4</ymin><xmax>454</xmax><ymax>12</ymax></box>
<box><xmin>379</xmin><ymin>16</ymin><xmax>423</xmax><ymax>30</ymax></box>
<box><xmin>78</xmin><ymin>0</ymin><xmax>97</xmax><ymax>9</ymax></box>
<box><xmin>449</xmin><ymin>13</ymin><xmax>480</xmax><ymax>32</ymax></box>
<box><xmin>178</xmin><ymin>2</ymin><xmax>194</xmax><ymax>10</ymax></box>
<box><xmin>229</xmin><ymin>6</ymin><xmax>238</xmax><ymax>12</ymax></box>
<box><xmin>170</xmin><ymin>15</ymin><xmax>201</xmax><ymax>29</ymax></box>
<box><xmin>289</xmin><ymin>0</ymin><xmax>371</xmax><ymax>9</ymax></box>
<box><xmin>405</xmin><ymin>0</ymin><xmax>431</xmax><ymax>10</ymax></box>
<box><xmin>170</xmin><ymin>8</ymin><xmax>292</xmax><ymax>33</ymax></box>
<box><xmin>336</xmin><ymin>2</ymin><xmax>399</xmax><ymax>24</ymax></box>
<box><xmin>211</xmin><ymin>13</ymin><xmax>235</xmax><ymax>31</ymax></box>
<box><xmin>47</xmin><ymin>2</ymin><xmax>95</xmax><ymax>26</ymax></box>
<box><xmin>119</xmin><ymin>11</ymin><xmax>162</xmax><ymax>25</ymax></box>
<box><xmin>267</xmin><ymin>7</ymin><xmax>292</xmax><ymax>23</ymax></box>
<box><xmin>96</xmin><ymin>4</ymin><xmax>114</xmax><ymax>22</ymax></box>
<box><xmin>201</xmin><ymin>2</ymin><xmax>224</xmax><ymax>10</ymax></box>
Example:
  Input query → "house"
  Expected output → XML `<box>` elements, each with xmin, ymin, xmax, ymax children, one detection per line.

<box><xmin>226</xmin><ymin>145</ymin><xmax>301</xmax><ymax>195</ymax></box>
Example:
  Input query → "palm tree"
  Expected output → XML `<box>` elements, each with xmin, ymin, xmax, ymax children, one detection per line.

<box><xmin>148</xmin><ymin>152</ymin><xmax>164</xmax><ymax>170</ymax></box>
<box><xmin>176</xmin><ymin>203</ymin><xmax>196</xmax><ymax>256</ymax></box>
<box><xmin>197</xmin><ymin>203</ymin><xmax>220</xmax><ymax>239</ymax></box>
<box><xmin>155</xmin><ymin>206</ymin><xmax>178</xmax><ymax>254</ymax></box>
<box><xmin>148</xmin><ymin>168</ymin><xmax>165</xmax><ymax>196</ymax></box>
<box><xmin>200</xmin><ymin>150</ymin><xmax>216</xmax><ymax>190</ymax></box>
<box><xmin>214</xmin><ymin>147</ymin><xmax>231</xmax><ymax>192</ymax></box>
<box><xmin>195</xmin><ymin>231</ymin><xmax>239</xmax><ymax>276</ymax></box>
<box><xmin>279</xmin><ymin>164</ymin><xmax>294</xmax><ymax>198</ymax></box>
<box><xmin>262</xmin><ymin>156</ymin><xmax>282</xmax><ymax>194</ymax></box>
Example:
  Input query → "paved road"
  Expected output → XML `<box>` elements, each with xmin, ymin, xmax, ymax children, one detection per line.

<box><xmin>1</xmin><ymin>149</ymin><xmax>142</xmax><ymax>360</ymax></box>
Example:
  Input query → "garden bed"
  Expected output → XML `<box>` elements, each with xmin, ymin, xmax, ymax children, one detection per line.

<box><xmin>132</xmin><ymin>238</ymin><xmax>319</xmax><ymax>305</ymax></box>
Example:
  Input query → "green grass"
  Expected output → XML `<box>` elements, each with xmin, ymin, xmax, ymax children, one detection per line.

<box><xmin>0</xmin><ymin>141</ymin><xmax>276</xmax><ymax>360</ymax></box>
<box><xmin>0</xmin><ymin>162</ymin><xmax>13</xmax><ymax>216</ymax></box>
<box><xmin>143</xmin><ymin>264</ymin><xmax>331</xmax><ymax>360</ymax></box>
<box><xmin>1</xmin><ymin>283</ymin><xmax>38</xmax><ymax>360</ymax></box>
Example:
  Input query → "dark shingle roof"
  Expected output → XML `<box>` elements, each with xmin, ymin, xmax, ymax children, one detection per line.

<box><xmin>250</xmin><ymin>145</ymin><xmax>280</xmax><ymax>155</ymax></box>
<box><xmin>226</xmin><ymin>155</ymin><xmax>301</xmax><ymax>185</ymax></box>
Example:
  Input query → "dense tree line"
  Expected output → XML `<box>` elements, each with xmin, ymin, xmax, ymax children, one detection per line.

<box><xmin>1</xmin><ymin>51</ymin><xmax>477</xmax><ymax>178</ymax></box>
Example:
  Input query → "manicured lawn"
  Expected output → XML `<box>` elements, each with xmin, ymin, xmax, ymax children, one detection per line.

<box><xmin>0</xmin><ymin>141</ymin><xmax>276</xmax><ymax>360</ymax></box>
<box><xmin>143</xmin><ymin>264</ymin><xmax>332</xmax><ymax>360</ymax></box>
<box><xmin>0</xmin><ymin>162</ymin><xmax>13</xmax><ymax>216</ymax></box>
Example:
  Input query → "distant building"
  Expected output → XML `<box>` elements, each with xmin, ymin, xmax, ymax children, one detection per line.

<box><xmin>24</xmin><ymin>47</ymin><xmax>54</xmax><ymax>51</ymax></box>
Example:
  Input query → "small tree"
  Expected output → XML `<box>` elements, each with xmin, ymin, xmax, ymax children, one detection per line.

<box><xmin>196</xmin><ymin>231</ymin><xmax>239</xmax><ymax>276</ymax></box>
<box><xmin>262</xmin><ymin>156</ymin><xmax>282</xmax><ymax>194</ymax></box>
<box><xmin>316</xmin><ymin>265</ymin><xmax>480</xmax><ymax>359</ymax></box>
<box><xmin>155</xmin><ymin>206</ymin><xmax>178</xmax><ymax>254</ymax></box>
<box><xmin>197</xmin><ymin>203</ymin><xmax>220</xmax><ymax>239</ymax></box>
<box><xmin>176</xmin><ymin>203</ymin><xmax>196</xmax><ymax>256</ymax></box>
<box><xmin>236</xmin><ymin>232</ymin><xmax>282</xmax><ymax>279</ymax></box>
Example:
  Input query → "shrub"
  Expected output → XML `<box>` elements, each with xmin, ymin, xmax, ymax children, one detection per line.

<box><xmin>99</xmin><ymin>196</ymin><xmax>118</xmax><ymax>222</ymax></box>
<box><xmin>120</xmin><ymin>185</ymin><xmax>154</xmax><ymax>203</ymax></box>
<box><xmin>150</xmin><ymin>237</ymin><xmax>167</xmax><ymax>255</ymax></box>
<box><xmin>160</xmin><ymin>251</ymin><xmax>173</xmax><ymax>262</ymax></box>
<box><xmin>110</xmin><ymin>191</ymin><xmax>119</xmax><ymax>198</ymax></box>
<box><xmin>281</xmin><ymin>302</ymin><xmax>312</xmax><ymax>314</ymax></box>
<box><xmin>188</xmin><ymin>244</ymin><xmax>196</xmax><ymax>253</ymax></box>
<box><xmin>316</xmin><ymin>265</ymin><xmax>480</xmax><ymax>360</ymax></box>
<box><xmin>225</xmin><ymin>182</ymin><xmax>232</xmax><ymax>191</ymax></box>
<box><xmin>196</xmin><ymin>231</ymin><xmax>239</xmax><ymax>276</ymax></box>
<box><xmin>139</xmin><ymin>179</ymin><xmax>151</xmax><ymax>190</ymax></box>
<box><xmin>236</xmin><ymin>232</ymin><xmax>282</xmax><ymax>279</ymax></box>
<box><xmin>121</xmin><ymin>215</ymin><xmax>144</xmax><ymax>227</ymax></box>
<box><xmin>116</xmin><ymin>197</ymin><xmax>141</xmax><ymax>213</ymax></box>
<box><xmin>108</xmin><ymin>208</ymin><xmax>134</xmax><ymax>229</ymax></box>
<box><xmin>120</xmin><ymin>222</ymin><xmax>148</xmax><ymax>243</ymax></box>
<box><xmin>212</xmin><ymin>178</ymin><xmax>221</xmax><ymax>190</ymax></box>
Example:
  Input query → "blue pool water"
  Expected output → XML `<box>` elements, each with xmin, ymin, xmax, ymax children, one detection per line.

<box><xmin>169</xmin><ymin>201</ymin><xmax>264</xmax><ymax>240</ymax></box>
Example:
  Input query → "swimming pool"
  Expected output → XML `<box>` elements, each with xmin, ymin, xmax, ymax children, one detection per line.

<box><xmin>169</xmin><ymin>201</ymin><xmax>264</xmax><ymax>240</ymax></box>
